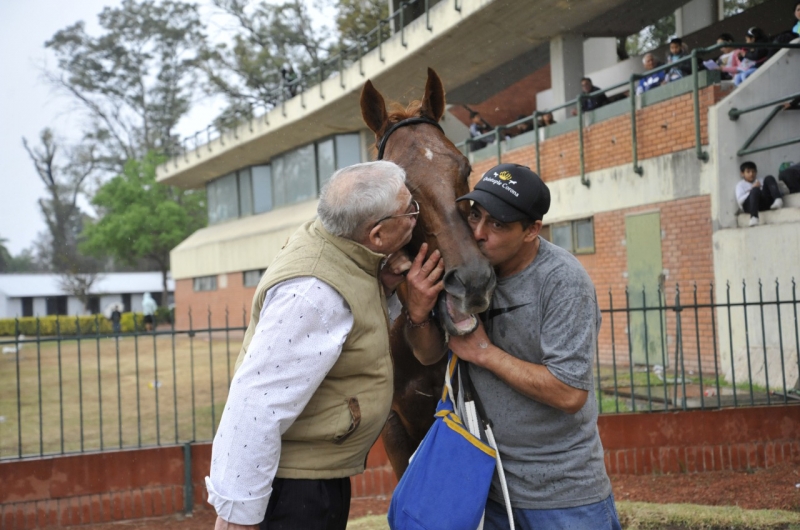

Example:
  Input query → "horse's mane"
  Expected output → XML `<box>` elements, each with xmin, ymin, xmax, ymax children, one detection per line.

<box><xmin>386</xmin><ymin>100</ymin><xmax>423</xmax><ymax>124</ymax></box>
<box><xmin>370</xmin><ymin>100</ymin><xmax>424</xmax><ymax>154</ymax></box>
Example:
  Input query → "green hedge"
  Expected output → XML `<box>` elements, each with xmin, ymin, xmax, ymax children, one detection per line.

<box><xmin>0</xmin><ymin>312</ymin><xmax>146</xmax><ymax>336</ymax></box>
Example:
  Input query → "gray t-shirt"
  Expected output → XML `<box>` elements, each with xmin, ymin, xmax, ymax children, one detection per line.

<box><xmin>469</xmin><ymin>237</ymin><xmax>611</xmax><ymax>509</ymax></box>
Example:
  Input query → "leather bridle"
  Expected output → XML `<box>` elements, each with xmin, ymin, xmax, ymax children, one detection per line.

<box><xmin>376</xmin><ymin>116</ymin><xmax>444</xmax><ymax>160</ymax></box>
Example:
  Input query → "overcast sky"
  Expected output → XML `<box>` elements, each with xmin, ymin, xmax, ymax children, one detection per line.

<box><xmin>0</xmin><ymin>0</ymin><xmax>336</xmax><ymax>256</ymax></box>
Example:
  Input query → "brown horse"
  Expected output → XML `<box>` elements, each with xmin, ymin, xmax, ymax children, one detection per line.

<box><xmin>360</xmin><ymin>68</ymin><xmax>496</xmax><ymax>477</ymax></box>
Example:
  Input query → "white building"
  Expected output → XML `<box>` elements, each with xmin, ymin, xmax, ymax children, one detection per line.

<box><xmin>0</xmin><ymin>272</ymin><xmax>175</xmax><ymax>319</ymax></box>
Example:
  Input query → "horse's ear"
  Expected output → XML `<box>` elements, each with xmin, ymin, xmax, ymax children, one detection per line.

<box><xmin>361</xmin><ymin>80</ymin><xmax>388</xmax><ymax>135</ymax></box>
<box><xmin>420</xmin><ymin>67</ymin><xmax>446</xmax><ymax>122</ymax></box>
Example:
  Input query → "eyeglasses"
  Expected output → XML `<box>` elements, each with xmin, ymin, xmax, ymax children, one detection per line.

<box><xmin>375</xmin><ymin>199</ymin><xmax>420</xmax><ymax>225</ymax></box>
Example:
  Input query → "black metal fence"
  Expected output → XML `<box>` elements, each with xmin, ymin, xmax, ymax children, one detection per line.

<box><xmin>1</xmin><ymin>281</ymin><xmax>799</xmax><ymax>460</ymax></box>
<box><xmin>595</xmin><ymin>280</ymin><xmax>800</xmax><ymax>414</ymax></box>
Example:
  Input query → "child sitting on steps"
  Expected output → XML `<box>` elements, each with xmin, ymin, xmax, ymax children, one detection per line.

<box><xmin>736</xmin><ymin>161</ymin><xmax>783</xmax><ymax>227</ymax></box>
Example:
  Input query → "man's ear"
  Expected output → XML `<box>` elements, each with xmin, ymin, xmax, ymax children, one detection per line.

<box><xmin>523</xmin><ymin>220</ymin><xmax>543</xmax><ymax>242</ymax></box>
<box><xmin>366</xmin><ymin>223</ymin><xmax>384</xmax><ymax>251</ymax></box>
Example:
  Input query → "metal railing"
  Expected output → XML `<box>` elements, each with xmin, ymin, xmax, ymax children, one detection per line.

<box><xmin>166</xmin><ymin>0</ymin><xmax>464</xmax><ymax>170</ymax></box>
<box><xmin>0</xmin><ymin>309</ymin><xmax>247</xmax><ymax>460</ymax></box>
<box><xmin>1</xmin><ymin>278</ymin><xmax>799</xmax><ymax>460</ymax></box>
<box><xmin>459</xmin><ymin>42</ymin><xmax>800</xmax><ymax>184</ymax></box>
<box><xmin>596</xmin><ymin>279</ymin><xmax>800</xmax><ymax>415</ymax></box>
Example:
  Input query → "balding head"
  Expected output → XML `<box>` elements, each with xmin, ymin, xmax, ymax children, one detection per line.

<box><xmin>317</xmin><ymin>161</ymin><xmax>408</xmax><ymax>241</ymax></box>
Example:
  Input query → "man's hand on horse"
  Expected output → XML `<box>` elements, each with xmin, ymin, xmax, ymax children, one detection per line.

<box><xmin>405</xmin><ymin>242</ymin><xmax>445</xmax><ymax>324</ymax></box>
<box><xmin>448</xmin><ymin>320</ymin><xmax>494</xmax><ymax>365</ymax></box>
<box><xmin>381</xmin><ymin>250</ymin><xmax>414</xmax><ymax>296</ymax></box>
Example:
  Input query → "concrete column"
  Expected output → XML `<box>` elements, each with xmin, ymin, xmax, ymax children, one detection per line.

<box><xmin>583</xmin><ymin>38</ymin><xmax>618</xmax><ymax>74</ymax></box>
<box><xmin>675</xmin><ymin>0</ymin><xmax>717</xmax><ymax>36</ymax></box>
<box><xmin>550</xmin><ymin>34</ymin><xmax>584</xmax><ymax>120</ymax></box>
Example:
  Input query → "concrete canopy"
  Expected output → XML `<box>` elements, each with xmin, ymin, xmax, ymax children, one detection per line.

<box><xmin>157</xmin><ymin>0</ymin><xmax>691</xmax><ymax>189</ymax></box>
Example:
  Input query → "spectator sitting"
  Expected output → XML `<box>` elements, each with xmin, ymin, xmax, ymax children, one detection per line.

<box><xmin>768</xmin><ymin>3</ymin><xmax>800</xmax><ymax>58</ymax></box>
<box><xmin>779</xmin><ymin>161</ymin><xmax>800</xmax><ymax>194</ymax></box>
<box><xmin>468</xmin><ymin>111</ymin><xmax>494</xmax><ymax>149</ymax></box>
<box><xmin>636</xmin><ymin>53</ymin><xmax>666</xmax><ymax>94</ymax></box>
<box><xmin>665</xmin><ymin>37</ymin><xmax>692</xmax><ymax>82</ymax></box>
<box><xmin>794</xmin><ymin>1</ymin><xmax>800</xmax><ymax>35</ymax></box>
<box><xmin>715</xmin><ymin>33</ymin><xmax>740</xmax><ymax>80</ymax></box>
<box><xmin>734</xmin><ymin>27</ymin><xmax>769</xmax><ymax>86</ymax></box>
<box><xmin>736</xmin><ymin>161</ymin><xmax>783</xmax><ymax>227</ymax></box>
<box><xmin>515</xmin><ymin>115</ymin><xmax>533</xmax><ymax>135</ymax></box>
<box><xmin>577</xmin><ymin>77</ymin><xmax>609</xmax><ymax>112</ymax></box>
<box><xmin>537</xmin><ymin>111</ymin><xmax>557</xmax><ymax>127</ymax></box>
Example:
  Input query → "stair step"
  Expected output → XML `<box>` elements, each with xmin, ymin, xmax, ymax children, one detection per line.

<box><xmin>737</xmin><ymin>203</ymin><xmax>800</xmax><ymax>227</ymax></box>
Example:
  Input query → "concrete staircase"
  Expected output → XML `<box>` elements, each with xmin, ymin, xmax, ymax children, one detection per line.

<box><xmin>737</xmin><ymin>192</ymin><xmax>800</xmax><ymax>228</ymax></box>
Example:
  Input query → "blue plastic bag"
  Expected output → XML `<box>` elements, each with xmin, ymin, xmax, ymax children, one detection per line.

<box><xmin>388</xmin><ymin>353</ymin><xmax>497</xmax><ymax>530</ymax></box>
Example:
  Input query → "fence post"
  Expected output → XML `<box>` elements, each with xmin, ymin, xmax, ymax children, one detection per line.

<box><xmin>691</xmin><ymin>49</ymin><xmax>709</xmax><ymax>162</ymax></box>
<box><xmin>578</xmin><ymin>94</ymin><xmax>589</xmax><ymax>188</ymax></box>
<box><xmin>630</xmin><ymin>75</ymin><xmax>643</xmax><ymax>176</ymax></box>
<box><xmin>184</xmin><ymin>442</ymin><xmax>194</xmax><ymax>515</ymax></box>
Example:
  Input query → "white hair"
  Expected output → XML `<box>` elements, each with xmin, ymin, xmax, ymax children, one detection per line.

<box><xmin>318</xmin><ymin>161</ymin><xmax>407</xmax><ymax>239</ymax></box>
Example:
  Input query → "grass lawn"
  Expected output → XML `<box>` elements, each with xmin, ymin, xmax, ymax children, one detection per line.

<box><xmin>0</xmin><ymin>333</ymin><xmax>240</xmax><ymax>458</ymax></box>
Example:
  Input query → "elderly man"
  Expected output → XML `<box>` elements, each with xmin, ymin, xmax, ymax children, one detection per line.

<box><xmin>636</xmin><ymin>53</ymin><xmax>666</xmax><ymax>94</ymax></box>
<box><xmin>207</xmin><ymin>161</ymin><xmax>418</xmax><ymax>530</ymax></box>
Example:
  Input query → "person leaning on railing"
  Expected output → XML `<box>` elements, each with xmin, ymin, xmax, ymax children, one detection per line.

<box><xmin>636</xmin><ymin>53</ymin><xmax>666</xmax><ymax>94</ymax></box>
<box><xmin>734</xmin><ymin>27</ymin><xmax>769</xmax><ymax>86</ymax></box>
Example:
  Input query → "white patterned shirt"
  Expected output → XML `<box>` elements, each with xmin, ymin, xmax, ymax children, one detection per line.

<box><xmin>206</xmin><ymin>277</ymin><xmax>354</xmax><ymax>525</ymax></box>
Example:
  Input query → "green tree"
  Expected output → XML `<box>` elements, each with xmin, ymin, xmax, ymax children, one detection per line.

<box><xmin>336</xmin><ymin>0</ymin><xmax>389</xmax><ymax>49</ymax></box>
<box><xmin>625</xmin><ymin>13</ymin><xmax>676</xmax><ymax>57</ymax></box>
<box><xmin>45</xmin><ymin>0</ymin><xmax>206</xmax><ymax>172</ymax></box>
<box><xmin>81</xmin><ymin>152</ymin><xmax>207</xmax><ymax>305</ymax></box>
<box><xmin>0</xmin><ymin>238</ymin><xmax>12</xmax><ymax>273</ymax></box>
<box><xmin>22</xmin><ymin>129</ymin><xmax>98</xmax><ymax>275</ymax></box>
<box><xmin>200</xmin><ymin>0</ymin><xmax>334</xmax><ymax>128</ymax></box>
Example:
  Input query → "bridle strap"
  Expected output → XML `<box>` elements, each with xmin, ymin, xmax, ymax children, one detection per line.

<box><xmin>377</xmin><ymin>116</ymin><xmax>444</xmax><ymax>160</ymax></box>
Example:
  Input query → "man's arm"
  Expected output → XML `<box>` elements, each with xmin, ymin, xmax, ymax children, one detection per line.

<box><xmin>207</xmin><ymin>278</ymin><xmax>353</xmax><ymax>527</ymax></box>
<box><xmin>448</xmin><ymin>322</ymin><xmax>588</xmax><ymax>414</ymax></box>
<box><xmin>402</xmin><ymin>243</ymin><xmax>448</xmax><ymax>365</ymax></box>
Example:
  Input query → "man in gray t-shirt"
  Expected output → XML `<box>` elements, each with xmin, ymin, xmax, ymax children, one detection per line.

<box><xmin>404</xmin><ymin>163</ymin><xmax>619</xmax><ymax>529</ymax></box>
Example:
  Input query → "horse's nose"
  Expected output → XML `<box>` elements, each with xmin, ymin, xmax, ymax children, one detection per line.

<box><xmin>443</xmin><ymin>269</ymin><xmax>467</xmax><ymax>299</ymax></box>
<box><xmin>443</xmin><ymin>265</ymin><xmax>496</xmax><ymax>313</ymax></box>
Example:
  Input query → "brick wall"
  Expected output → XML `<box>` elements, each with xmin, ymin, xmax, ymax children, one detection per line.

<box><xmin>174</xmin><ymin>273</ymin><xmax>257</xmax><ymax>331</ymax></box>
<box><xmin>469</xmin><ymin>84</ymin><xmax>726</xmax><ymax>185</ymax></box>
<box><xmin>586</xmin><ymin>196</ymin><xmax>716</xmax><ymax>372</ymax></box>
<box><xmin>2</xmin><ymin>406</ymin><xmax>798</xmax><ymax>528</ymax></box>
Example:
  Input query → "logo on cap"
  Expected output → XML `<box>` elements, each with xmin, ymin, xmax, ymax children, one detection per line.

<box><xmin>497</xmin><ymin>171</ymin><xmax>516</xmax><ymax>184</ymax></box>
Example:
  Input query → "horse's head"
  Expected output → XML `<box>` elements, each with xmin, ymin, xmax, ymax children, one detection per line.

<box><xmin>360</xmin><ymin>68</ymin><xmax>495</xmax><ymax>336</ymax></box>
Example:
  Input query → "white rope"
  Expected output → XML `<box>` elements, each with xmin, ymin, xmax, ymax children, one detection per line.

<box><xmin>457</xmin><ymin>364</ymin><xmax>515</xmax><ymax>530</ymax></box>
<box><xmin>485</xmin><ymin>424</ymin><xmax>515</xmax><ymax>530</ymax></box>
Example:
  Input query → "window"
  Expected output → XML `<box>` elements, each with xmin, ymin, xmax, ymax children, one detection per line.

<box><xmin>193</xmin><ymin>276</ymin><xmax>218</xmax><ymax>292</ymax></box>
<box><xmin>317</xmin><ymin>138</ymin><xmax>336</xmax><ymax>190</ymax></box>
<box><xmin>252</xmin><ymin>165</ymin><xmax>273</xmax><ymax>214</ymax></box>
<box><xmin>87</xmin><ymin>296</ymin><xmax>101</xmax><ymax>315</ymax></box>
<box><xmin>273</xmin><ymin>144</ymin><xmax>317</xmax><ymax>208</ymax></box>
<box><xmin>21</xmin><ymin>297</ymin><xmax>33</xmax><ymax>317</ymax></box>
<box><xmin>207</xmin><ymin>173</ymin><xmax>239</xmax><ymax>224</ymax></box>
<box><xmin>238</xmin><ymin>168</ymin><xmax>253</xmax><ymax>217</ymax></box>
<box><xmin>546</xmin><ymin>218</ymin><xmax>595</xmax><ymax>254</ymax></box>
<box><xmin>335</xmin><ymin>134</ymin><xmax>361</xmax><ymax>170</ymax></box>
<box><xmin>243</xmin><ymin>269</ymin><xmax>265</xmax><ymax>287</ymax></box>
<box><xmin>205</xmin><ymin>133</ymin><xmax>362</xmax><ymax>222</ymax></box>
<box><xmin>46</xmin><ymin>296</ymin><xmax>68</xmax><ymax>316</ymax></box>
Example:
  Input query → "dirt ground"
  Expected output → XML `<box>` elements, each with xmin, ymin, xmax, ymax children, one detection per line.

<box><xmin>72</xmin><ymin>462</ymin><xmax>800</xmax><ymax>529</ymax></box>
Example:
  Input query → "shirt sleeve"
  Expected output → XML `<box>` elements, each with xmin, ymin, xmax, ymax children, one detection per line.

<box><xmin>205</xmin><ymin>277</ymin><xmax>353</xmax><ymax>525</ymax></box>
<box><xmin>539</xmin><ymin>286</ymin><xmax>599</xmax><ymax>392</ymax></box>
